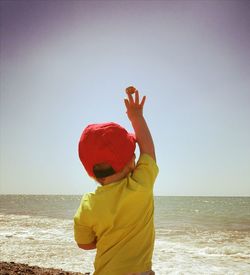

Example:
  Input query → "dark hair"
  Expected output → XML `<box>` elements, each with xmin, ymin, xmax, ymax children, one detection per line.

<box><xmin>93</xmin><ymin>163</ymin><xmax>115</xmax><ymax>179</ymax></box>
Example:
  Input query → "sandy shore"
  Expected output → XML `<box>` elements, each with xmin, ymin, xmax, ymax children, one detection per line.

<box><xmin>0</xmin><ymin>262</ymin><xmax>90</xmax><ymax>275</ymax></box>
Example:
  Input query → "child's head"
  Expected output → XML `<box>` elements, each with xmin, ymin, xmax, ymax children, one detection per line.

<box><xmin>78</xmin><ymin>122</ymin><xmax>136</xmax><ymax>182</ymax></box>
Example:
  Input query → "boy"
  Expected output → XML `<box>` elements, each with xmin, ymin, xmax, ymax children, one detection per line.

<box><xmin>74</xmin><ymin>87</ymin><xmax>159</xmax><ymax>275</ymax></box>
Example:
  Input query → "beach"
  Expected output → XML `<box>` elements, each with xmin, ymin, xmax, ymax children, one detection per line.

<box><xmin>0</xmin><ymin>261</ymin><xmax>86</xmax><ymax>275</ymax></box>
<box><xmin>1</xmin><ymin>195</ymin><xmax>249</xmax><ymax>274</ymax></box>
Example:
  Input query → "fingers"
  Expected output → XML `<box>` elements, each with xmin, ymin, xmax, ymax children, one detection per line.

<box><xmin>124</xmin><ymin>98</ymin><xmax>129</xmax><ymax>109</ymax></box>
<box><xmin>135</xmin><ymin>90</ymin><xmax>139</xmax><ymax>105</ymax></box>
<box><xmin>140</xmin><ymin>95</ymin><xmax>146</xmax><ymax>108</ymax></box>
<box><xmin>127</xmin><ymin>92</ymin><xmax>134</xmax><ymax>104</ymax></box>
<box><xmin>125</xmin><ymin>86</ymin><xmax>145</xmax><ymax>107</ymax></box>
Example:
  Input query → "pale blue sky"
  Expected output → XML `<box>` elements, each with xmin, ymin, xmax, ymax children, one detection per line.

<box><xmin>0</xmin><ymin>0</ymin><xmax>250</xmax><ymax>196</ymax></box>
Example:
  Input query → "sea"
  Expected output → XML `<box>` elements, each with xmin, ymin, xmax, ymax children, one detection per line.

<box><xmin>0</xmin><ymin>195</ymin><xmax>249</xmax><ymax>275</ymax></box>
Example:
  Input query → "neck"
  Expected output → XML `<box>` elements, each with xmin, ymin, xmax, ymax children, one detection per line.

<box><xmin>99</xmin><ymin>170</ymin><xmax>127</xmax><ymax>185</ymax></box>
<box><xmin>96</xmin><ymin>156</ymin><xmax>135</xmax><ymax>186</ymax></box>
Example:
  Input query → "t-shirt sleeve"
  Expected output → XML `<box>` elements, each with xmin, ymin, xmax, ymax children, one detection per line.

<box><xmin>74</xmin><ymin>195</ymin><xmax>96</xmax><ymax>244</ymax></box>
<box><xmin>130</xmin><ymin>153</ymin><xmax>159</xmax><ymax>190</ymax></box>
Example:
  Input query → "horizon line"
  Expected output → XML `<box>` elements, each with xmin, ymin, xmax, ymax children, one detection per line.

<box><xmin>0</xmin><ymin>193</ymin><xmax>249</xmax><ymax>198</ymax></box>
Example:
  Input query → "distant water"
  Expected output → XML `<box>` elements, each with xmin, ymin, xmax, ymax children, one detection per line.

<box><xmin>0</xmin><ymin>195</ymin><xmax>250</xmax><ymax>274</ymax></box>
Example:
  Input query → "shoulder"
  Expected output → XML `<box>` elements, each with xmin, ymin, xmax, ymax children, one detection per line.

<box><xmin>130</xmin><ymin>153</ymin><xmax>159</xmax><ymax>189</ymax></box>
<box><xmin>74</xmin><ymin>193</ymin><xmax>95</xmax><ymax>224</ymax></box>
<box><xmin>78</xmin><ymin>192</ymin><xmax>95</xmax><ymax>211</ymax></box>
<box><xmin>82</xmin><ymin>192</ymin><xmax>95</xmax><ymax>201</ymax></box>
<box><xmin>136</xmin><ymin>153</ymin><xmax>159</xmax><ymax>174</ymax></box>
<box><xmin>138</xmin><ymin>153</ymin><xmax>158</xmax><ymax>166</ymax></box>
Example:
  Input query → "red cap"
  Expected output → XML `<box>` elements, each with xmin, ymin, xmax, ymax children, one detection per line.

<box><xmin>78</xmin><ymin>122</ymin><xmax>136</xmax><ymax>177</ymax></box>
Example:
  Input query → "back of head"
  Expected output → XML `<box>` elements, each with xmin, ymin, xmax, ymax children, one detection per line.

<box><xmin>78</xmin><ymin>122</ymin><xmax>136</xmax><ymax>178</ymax></box>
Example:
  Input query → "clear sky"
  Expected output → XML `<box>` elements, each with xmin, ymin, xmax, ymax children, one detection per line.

<box><xmin>0</xmin><ymin>0</ymin><xmax>250</xmax><ymax>196</ymax></box>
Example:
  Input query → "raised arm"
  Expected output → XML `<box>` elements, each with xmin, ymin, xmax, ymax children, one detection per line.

<box><xmin>124</xmin><ymin>86</ymin><xmax>156</xmax><ymax>161</ymax></box>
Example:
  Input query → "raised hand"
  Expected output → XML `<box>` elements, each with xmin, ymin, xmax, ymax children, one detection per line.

<box><xmin>123</xmin><ymin>85</ymin><xmax>156</xmax><ymax>160</ymax></box>
<box><xmin>124</xmin><ymin>86</ymin><xmax>146</xmax><ymax>121</ymax></box>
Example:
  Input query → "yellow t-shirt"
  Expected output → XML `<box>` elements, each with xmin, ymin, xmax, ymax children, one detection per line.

<box><xmin>74</xmin><ymin>154</ymin><xmax>159</xmax><ymax>275</ymax></box>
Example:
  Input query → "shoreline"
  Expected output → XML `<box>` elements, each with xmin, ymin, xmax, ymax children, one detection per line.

<box><xmin>0</xmin><ymin>261</ymin><xmax>89</xmax><ymax>275</ymax></box>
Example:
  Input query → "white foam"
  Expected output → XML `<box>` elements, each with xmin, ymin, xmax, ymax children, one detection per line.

<box><xmin>0</xmin><ymin>214</ymin><xmax>95</xmax><ymax>273</ymax></box>
<box><xmin>153</xmin><ymin>237</ymin><xmax>250</xmax><ymax>274</ymax></box>
<box><xmin>1</xmin><ymin>214</ymin><xmax>250</xmax><ymax>274</ymax></box>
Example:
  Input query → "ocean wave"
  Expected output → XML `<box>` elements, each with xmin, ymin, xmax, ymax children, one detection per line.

<box><xmin>1</xmin><ymin>214</ymin><xmax>250</xmax><ymax>274</ymax></box>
